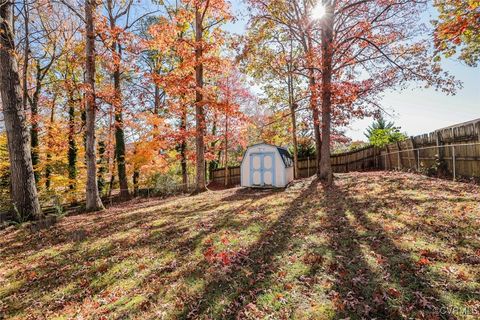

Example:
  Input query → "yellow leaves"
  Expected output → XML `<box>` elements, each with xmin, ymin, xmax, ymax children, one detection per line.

<box><xmin>0</xmin><ymin>134</ymin><xmax>9</xmax><ymax>174</ymax></box>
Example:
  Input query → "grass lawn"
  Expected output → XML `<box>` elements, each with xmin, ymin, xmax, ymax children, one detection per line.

<box><xmin>1</xmin><ymin>171</ymin><xmax>479</xmax><ymax>319</ymax></box>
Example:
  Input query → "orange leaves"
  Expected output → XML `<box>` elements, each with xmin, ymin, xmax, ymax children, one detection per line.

<box><xmin>417</xmin><ymin>257</ymin><xmax>432</xmax><ymax>267</ymax></box>
<box><xmin>433</xmin><ymin>0</ymin><xmax>480</xmax><ymax>65</ymax></box>
<box><xmin>417</xmin><ymin>249</ymin><xmax>436</xmax><ymax>267</ymax></box>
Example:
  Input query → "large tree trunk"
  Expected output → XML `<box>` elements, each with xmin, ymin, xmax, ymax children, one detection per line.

<box><xmin>319</xmin><ymin>7</ymin><xmax>334</xmax><ymax>184</ymax></box>
<box><xmin>84</xmin><ymin>0</ymin><xmax>104</xmax><ymax>211</ymax></box>
<box><xmin>0</xmin><ymin>0</ymin><xmax>42</xmax><ymax>220</ymax></box>
<box><xmin>194</xmin><ymin>7</ymin><xmax>206</xmax><ymax>193</ymax></box>
<box><xmin>306</xmin><ymin>33</ymin><xmax>322</xmax><ymax>176</ymax></box>
<box><xmin>107</xmin><ymin>0</ymin><xmax>129</xmax><ymax>199</ymax></box>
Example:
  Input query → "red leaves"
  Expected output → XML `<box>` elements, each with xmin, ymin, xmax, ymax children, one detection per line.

<box><xmin>203</xmin><ymin>245</ymin><xmax>234</xmax><ymax>266</ymax></box>
<box><xmin>203</xmin><ymin>246</ymin><xmax>216</xmax><ymax>263</ymax></box>
<box><xmin>417</xmin><ymin>257</ymin><xmax>432</xmax><ymax>267</ymax></box>
<box><xmin>219</xmin><ymin>252</ymin><xmax>231</xmax><ymax>265</ymax></box>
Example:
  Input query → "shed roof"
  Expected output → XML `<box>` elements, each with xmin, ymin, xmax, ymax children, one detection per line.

<box><xmin>243</xmin><ymin>143</ymin><xmax>293</xmax><ymax>168</ymax></box>
<box><xmin>276</xmin><ymin>146</ymin><xmax>293</xmax><ymax>168</ymax></box>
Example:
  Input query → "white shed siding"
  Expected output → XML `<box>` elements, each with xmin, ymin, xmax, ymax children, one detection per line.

<box><xmin>240</xmin><ymin>143</ymin><xmax>293</xmax><ymax>188</ymax></box>
<box><xmin>285</xmin><ymin>166</ymin><xmax>294</xmax><ymax>186</ymax></box>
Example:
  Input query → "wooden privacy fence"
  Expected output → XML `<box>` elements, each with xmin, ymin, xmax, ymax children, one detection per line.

<box><xmin>210</xmin><ymin>166</ymin><xmax>241</xmax><ymax>186</ymax></box>
<box><xmin>210</xmin><ymin>145</ymin><xmax>381</xmax><ymax>185</ymax></box>
<box><xmin>380</xmin><ymin>119</ymin><xmax>480</xmax><ymax>179</ymax></box>
<box><xmin>297</xmin><ymin>146</ymin><xmax>380</xmax><ymax>178</ymax></box>
<box><xmin>210</xmin><ymin>118</ymin><xmax>480</xmax><ymax>185</ymax></box>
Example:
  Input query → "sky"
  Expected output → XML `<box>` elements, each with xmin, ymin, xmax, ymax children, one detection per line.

<box><xmin>225</xmin><ymin>0</ymin><xmax>480</xmax><ymax>142</ymax></box>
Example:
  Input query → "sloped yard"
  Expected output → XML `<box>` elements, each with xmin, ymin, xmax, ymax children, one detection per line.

<box><xmin>1</xmin><ymin>172</ymin><xmax>479</xmax><ymax>319</ymax></box>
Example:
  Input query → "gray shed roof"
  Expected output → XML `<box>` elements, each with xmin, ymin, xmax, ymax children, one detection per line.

<box><xmin>276</xmin><ymin>146</ymin><xmax>294</xmax><ymax>168</ymax></box>
<box><xmin>243</xmin><ymin>143</ymin><xmax>294</xmax><ymax>168</ymax></box>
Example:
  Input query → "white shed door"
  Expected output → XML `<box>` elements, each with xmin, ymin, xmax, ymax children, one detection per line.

<box><xmin>263</xmin><ymin>155</ymin><xmax>273</xmax><ymax>185</ymax></box>
<box><xmin>252</xmin><ymin>154</ymin><xmax>261</xmax><ymax>185</ymax></box>
<box><xmin>249</xmin><ymin>152</ymin><xmax>275</xmax><ymax>186</ymax></box>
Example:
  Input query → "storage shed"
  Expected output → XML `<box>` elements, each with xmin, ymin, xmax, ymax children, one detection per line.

<box><xmin>240</xmin><ymin>143</ymin><xmax>294</xmax><ymax>188</ymax></box>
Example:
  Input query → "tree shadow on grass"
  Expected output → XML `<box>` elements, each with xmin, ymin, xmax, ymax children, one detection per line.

<box><xmin>0</xmin><ymin>186</ymin><xmax>285</xmax><ymax>318</ymax></box>
<box><xmin>0</xmin><ymin>194</ymin><xmax>227</xmax><ymax>317</ymax></box>
<box><xmin>176</xmin><ymin>178</ymin><xmax>320</xmax><ymax>319</ymax></box>
<box><xmin>321</xmin><ymin>181</ymin><xmax>452</xmax><ymax>319</ymax></box>
<box><xmin>219</xmin><ymin>186</ymin><xmax>284</xmax><ymax>202</ymax></box>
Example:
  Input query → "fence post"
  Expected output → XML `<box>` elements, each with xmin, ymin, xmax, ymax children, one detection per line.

<box><xmin>224</xmin><ymin>167</ymin><xmax>229</xmax><ymax>186</ymax></box>
<box><xmin>436</xmin><ymin>131</ymin><xmax>445</xmax><ymax>166</ymax></box>
<box><xmin>411</xmin><ymin>137</ymin><xmax>418</xmax><ymax>171</ymax></box>
<box><xmin>386</xmin><ymin>145</ymin><xmax>391</xmax><ymax>170</ymax></box>
<box><xmin>417</xmin><ymin>149</ymin><xmax>420</xmax><ymax>172</ymax></box>
<box><xmin>307</xmin><ymin>157</ymin><xmax>310</xmax><ymax>177</ymax></box>
<box><xmin>396</xmin><ymin>141</ymin><xmax>403</xmax><ymax>170</ymax></box>
<box><xmin>452</xmin><ymin>145</ymin><xmax>456</xmax><ymax>181</ymax></box>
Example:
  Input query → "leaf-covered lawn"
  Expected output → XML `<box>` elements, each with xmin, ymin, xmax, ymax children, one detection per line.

<box><xmin>1</xmin><ymin>172</ymin><xmax>479</xmax><ymax>319</ymax></box>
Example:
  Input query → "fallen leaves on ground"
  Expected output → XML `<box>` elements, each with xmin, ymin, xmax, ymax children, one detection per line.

<box><xmin>0</xmin><ymin>172</ymin><xmax>479</xmax><ymax>319</ymax></box>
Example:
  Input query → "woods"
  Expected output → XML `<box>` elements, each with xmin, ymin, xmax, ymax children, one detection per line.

<box><xmin>0</xmin><ymin>0</ymin><xmax>476</xmax><ymax>220</ymax></box>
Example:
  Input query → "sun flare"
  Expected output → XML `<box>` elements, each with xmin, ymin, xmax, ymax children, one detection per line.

<box><xmin>311</xmin><ymin>2</ymin><xmax>326</xmax><ymax>20</ymax></box>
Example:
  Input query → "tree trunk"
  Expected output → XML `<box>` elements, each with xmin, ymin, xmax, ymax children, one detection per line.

<box><xmin>132</xmin><ymin>169</ymin><xmax>139</xmax><ymax>197</ymax></box>
<box><xmin>45</xmin><ymin>95</ymin><xmax>56</xmax><ymax>190</ymax></box>
<box><xmin>208</xmin><ymin>112</ymin><xmax>218</xmax><ymax>177</ymax></box>
<box><xmin>154</xmin><ymin>83</ymin><xmax>161</xmax><ymax>116</ymax></box>
<box><xmin>319</xmin><ymin>8</ymin><xmax>334</xmax><ymax>184</ymax></box>
<box><xmin>194</xmin><ymin>7</ymin><xmax>206</xmax><ymax>193</ymax></box>
<box><xmin>287</xmin><ymin>72</ymin><xmax>298</xmax><ymax>179</ymax></box>
<box><xmin>108</xmin><ymin>157</ymin><xmax>116</xmax><ymax>198</ymax></box>
<box><xmin>84</xmin><ymin>0</ymin><xmax>104</xmax><ymax>211</ymax></box>
<box><xmin>180</xmin><ymin>106</ymin><xmax>188</xmax><ymax>192</ymax></box>
<box><xmin>97</xmin><ymin>140</ymin><xmax>108</xmax><ymax>195</ymax></box>
<box><xmin>67</xmin><ymin>86</ymin><xmax>77</xmax><ymax>190</ymax></box>
<box><xmin>113</xmin><ymin>62</ymin><xmax>129</xmax><ymax>199</ymax></box>
<box><xmin>306</xmin><ymin>33</ymin><xmax>322</xmax><ymax>175</ymax></box>
<box><xmin>224</xmin><ymin>113</ymin><xmax>229</xmax><ymax>186</ymax></box>
<box><xmin>22</xmin><ymin>0</ymin><xmax>29</xmax><ymax>112</ymax></box>
<box><xmin>0</xmin><ymin>0</ymin><xmax>42</xmax><ymax>220</ymax></box>
<box><xmin>30</xmin><ymin>62</ymin><xmax>42</xmax><ymax>184</ymax></box>
<box><xmin>107</xmin><ymin>0</ymin><xmax>129</xmax><ymax>199</ymax></box>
